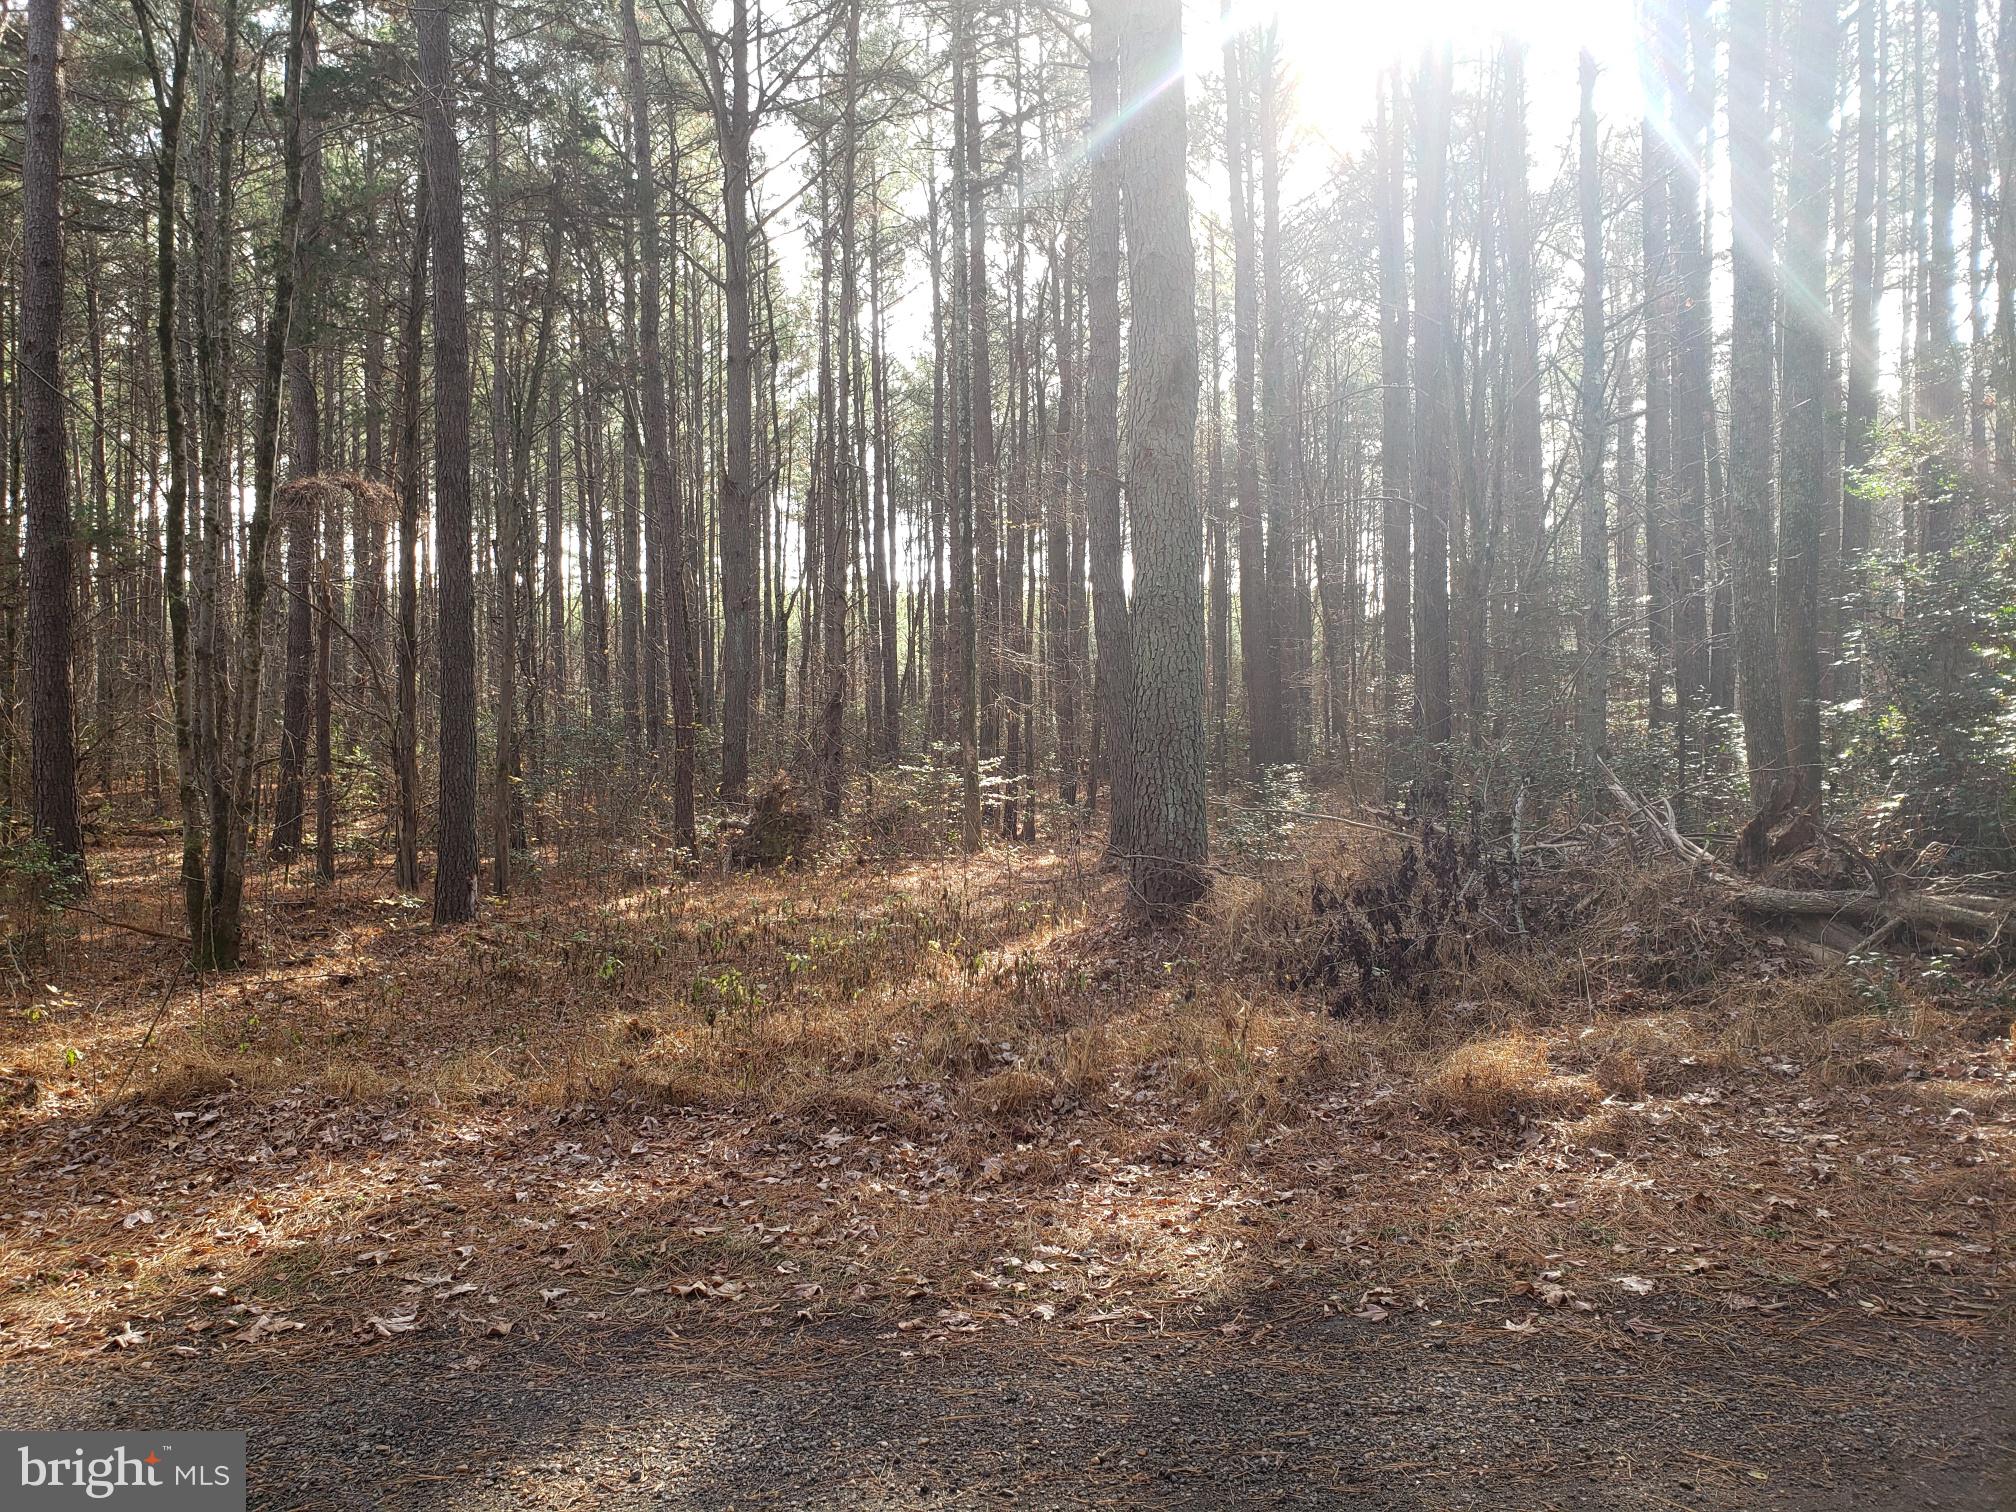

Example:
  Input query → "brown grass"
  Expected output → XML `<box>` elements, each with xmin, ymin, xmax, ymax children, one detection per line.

<box><xmin>1418</xmin><ymin>1032</ymin><xmax>1595</xmax><ymax>1127</ymax></box>
<box><xmin>0</xmin><ymin>802</ymin><xmax>2008</xmax><ymax>1363</ymax></box>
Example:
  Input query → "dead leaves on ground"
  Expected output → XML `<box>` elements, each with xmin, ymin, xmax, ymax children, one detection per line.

<box><xmin>1</xmin><ymin>848</ymin><xmax>2010</xmax><ymax>1369</ymax></box>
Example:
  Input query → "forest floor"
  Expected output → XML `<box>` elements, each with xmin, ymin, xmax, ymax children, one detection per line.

<box><xmin>1</xmin><ymin>796</ymin><xmax>2011</xmax><ymax>1507</ymax></box>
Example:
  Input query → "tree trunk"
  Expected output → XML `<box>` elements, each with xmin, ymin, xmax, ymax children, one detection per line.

<box><xmin>1086</xmin><ymin>0</ymin><xmax>1132</xmax><ymax>857</ymax></box>
<box><xmin>1842</xmin><ymin>0</ymin><xmax>1879</xmax><ymax>699</ymax></box>
<box><xmin>1997</xmin><ymin>0</ymin><xmax>2016</xmax><ymax>489</ymax></box>
<box><xmin>1258</xmin><ymin>27</ymin><xmax>1296</xmax><ymax>763</ymax></box>
<box><xmin>23</xmin><ymin>0</ymin><xmax>87</xmax><ymax>883</ymax></box>
<box><xmin>1376</xmin><ymin>67</ymin><xmax>1412</xmax><ymax>794</ymax></box>
<box><xmin>623</xmin><ymin>0</ymin><xmax>697</xmax><ymax>851</ymax></box>
<box><xmin>715</xmin><ymin>0</ymin><xmax>758</xmax><ymax>805</ymax></box>
<box><xmin>1642</xmin><ymin>97</ymin><xmax>1674</xmax><ymax>733</ymax></box>
<box><xmin>1729</xmin><ymin>0</ymin><xmax>1788</xmax><ymax>786</ymax></box>
<box><xmin>135</xmin><ymin>0</ymin><xmax>197</xmax><ymax>930</ymax></box>
<box><xmin>1666</xmin><ymin>0</ymin><xmax>1713</xmax><ymax>812</ymax></box>
<box><xmin>272</xmin><ymin>10</ymin><xmax>322</xmax><ymax>861</ymax></box>
<box><xmin>419</xmin><ymin>0</ymin><xmax>479</xmax><ymax>924</ymax></box>
<box><xmin>1576</xmin><ymin>50</ymin><xmax>1610</xmax><ymax>759</ymax></box>
<box><xmin>1224</xmin><ymin>16</ymin><xmax>1273</xmax><ymax>771</ymax></box>
<box><xmin>1500</xmin><ymin>42</ymin><xmax>1547</xmax><ymax>708</ymax></box>
<box><xmin>820</xmin><ymin>1</ymin><xmax>863</xmax><ymax>820</ymax></box>
<box><xmin>393</xmin><ymin>167</ymin><xmax>429</xmax><ymax>895</ymax></box>
<box><xmin>1778</xmin><ymin>0</ymin><xmax>1839</xmax><ymax>813</ymax></box>
<box><xmin>1919</xmin><ymin>0</ymin><xmax>1963</xmax><ymax>554</ymax></box>
<box><xmin>1114</xmin><ymin>0</ymin><xmax>1207</xmax><ymax>915</ymax></box>
<box><xmin>1411</xmin><ymin>46</ymin><xmax>1455</xmax><ymax>807</ymax></box>
<box><xmin>210</xmin><ymin>0</ymin><xmax>310</xmax><ymax>966</ymax></box>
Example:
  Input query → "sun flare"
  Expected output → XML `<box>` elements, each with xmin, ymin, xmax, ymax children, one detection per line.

<box><xmin>1201</xmin><ymin>0</ymin><xmax>1647</xmax><ymax>158</ymax></box>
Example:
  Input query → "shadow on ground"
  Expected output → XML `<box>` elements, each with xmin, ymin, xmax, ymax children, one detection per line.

<box><xmin>1</xmin><ymin>1304</ymin><xmax>2008</xmax><ymax>1510</ymax></box>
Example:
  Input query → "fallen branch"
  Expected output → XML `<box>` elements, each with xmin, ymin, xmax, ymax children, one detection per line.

<box><xmin>1592</xmin><ymin>752</ymin><xmax>2015</xmax><ymax>948</ymax></box>
<box><xmin>57</xmin><ymin>901</ymin><xmax>192</xmax><ymax>947</ymax></box>
<box><xmin>1733</xmin><ymin>886</ymin><xmax>2013</xmax><ymax>937</ymax></box>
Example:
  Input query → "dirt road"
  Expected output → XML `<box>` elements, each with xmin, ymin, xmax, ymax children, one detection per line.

<box><xmin>3</xmin><ymin>1302</ymin><xmax>2007</xmax><ymax>1509</ymax></box>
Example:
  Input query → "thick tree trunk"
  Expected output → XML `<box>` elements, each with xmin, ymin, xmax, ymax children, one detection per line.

<box><xmin>1778</xmin><ymin>0</ymin><xmax>1839</xmax><ymax>813</ymax></box>
<box><xmin>1114</xmin><ymin>0</ymin><xmax>1206</xmax><ymax>916</ymax></box>
<box><xmin>23</xmin><ymin>0</ymin><xmax>87</xmax><ymax>883</ymax></box>
<box><xmin>193</xmin><ymin>0</ymin><xmax>240</xmax><ymax>943</ymax></box>
<box><xmin>418</xmin><ymin>0</ymin><xmax>479</xmax><ymax>924</ymax></box>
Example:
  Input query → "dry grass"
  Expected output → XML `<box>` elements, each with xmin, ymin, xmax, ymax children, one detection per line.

<box><xmin>1418</xmin><ymin>1032</ymin><xmax>1595</xmax><ymax>1126</ymax></box>
<box><xmin>0</xmin><ymin>806</ymin><xmax>2008</xmax><ymax>1363</ymax></box>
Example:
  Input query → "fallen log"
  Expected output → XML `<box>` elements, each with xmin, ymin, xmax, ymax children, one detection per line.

<box><xmin>1733</xmin><ymin>886</ymin><xmax>2013</xmax><ymax>936</ymax></box>
<box><xmin>1592</xmin><ymin>753</ymin><xmax>2014</xmax><ymax>948</ymax></box>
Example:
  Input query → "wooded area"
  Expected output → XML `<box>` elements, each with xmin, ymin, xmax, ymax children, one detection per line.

<box><xmin>3</xmin><ymin>0</ymin><xmax>2014</xmax><ymax>917</ymax></box>
<box><xmin>0</xmin><ymin>0</ymin><xmax>2011</xmax><ymax>1504</ymax></box>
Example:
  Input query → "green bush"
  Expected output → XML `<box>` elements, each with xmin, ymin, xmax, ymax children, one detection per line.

<box><xmin>1833</xmin><ymin>532</ymin><xmax>2016</xmax><ymax>870</ymax></box>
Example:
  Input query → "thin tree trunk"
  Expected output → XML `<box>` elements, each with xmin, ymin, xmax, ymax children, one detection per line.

<box><xmin>1258</xmin><ymin>26</ymin><xmax>1296</xmax><ymax>763</ymax></box>
<box><xmin>393</xmin><ymin>168</ymin><xmax>428</xmax><ymax>895</ymax></box>
<box><xmin>272</xmin><ymin>10</ymin><xmax>322</xmax><ymax>861</ymax></box>
<box><xmin>1729</xmin><ymin>0</ymin><xmax>1788</xmax><ymax>785</ymax></box>
<box><xmin>623</xmin><ymin>0</ymin><xmax>696</xmax><ymax>850</ymax></box>
<box><xmin>1576</xmin><ymin>50</ymin><xmax>1610</xmax><ymax>759</ymax></box>
<box><xmin>1224</xmin><ymin>14</ymin><xmax>1272</xmax><ymax>771</ymax></box>
<box><xmin>1919</xmin><ymin>0</ymin><xmax>1963</xmax><ymax>554</ymax></box>
<box><xmin>211</xmin><ymin>0</ymin><xmax>310</xmax><ymax>965</ymax></box>
<box><xmin>1376</xmin><ymin>67</ymin><xmax>1412</xmax><ymax>792</ymax></box>
<box><xmin>1085</xmin><ymin>0</ymin><xmax>1132</xmax><ymax>856</ymax></box>
<box><xmin>1412</xmin><ymin>45</ymin><xmax>1456</xmax><ymax>807</ymax></box>
<box><xmin>1842</xmin><ymin>0</ymin><xmax>1879</xmax><ymax>701</ymax></box>
<box><xmin>134</xmin><ymin>0</ymin><xmax>196</xmax><ymax>928</ymax></box>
